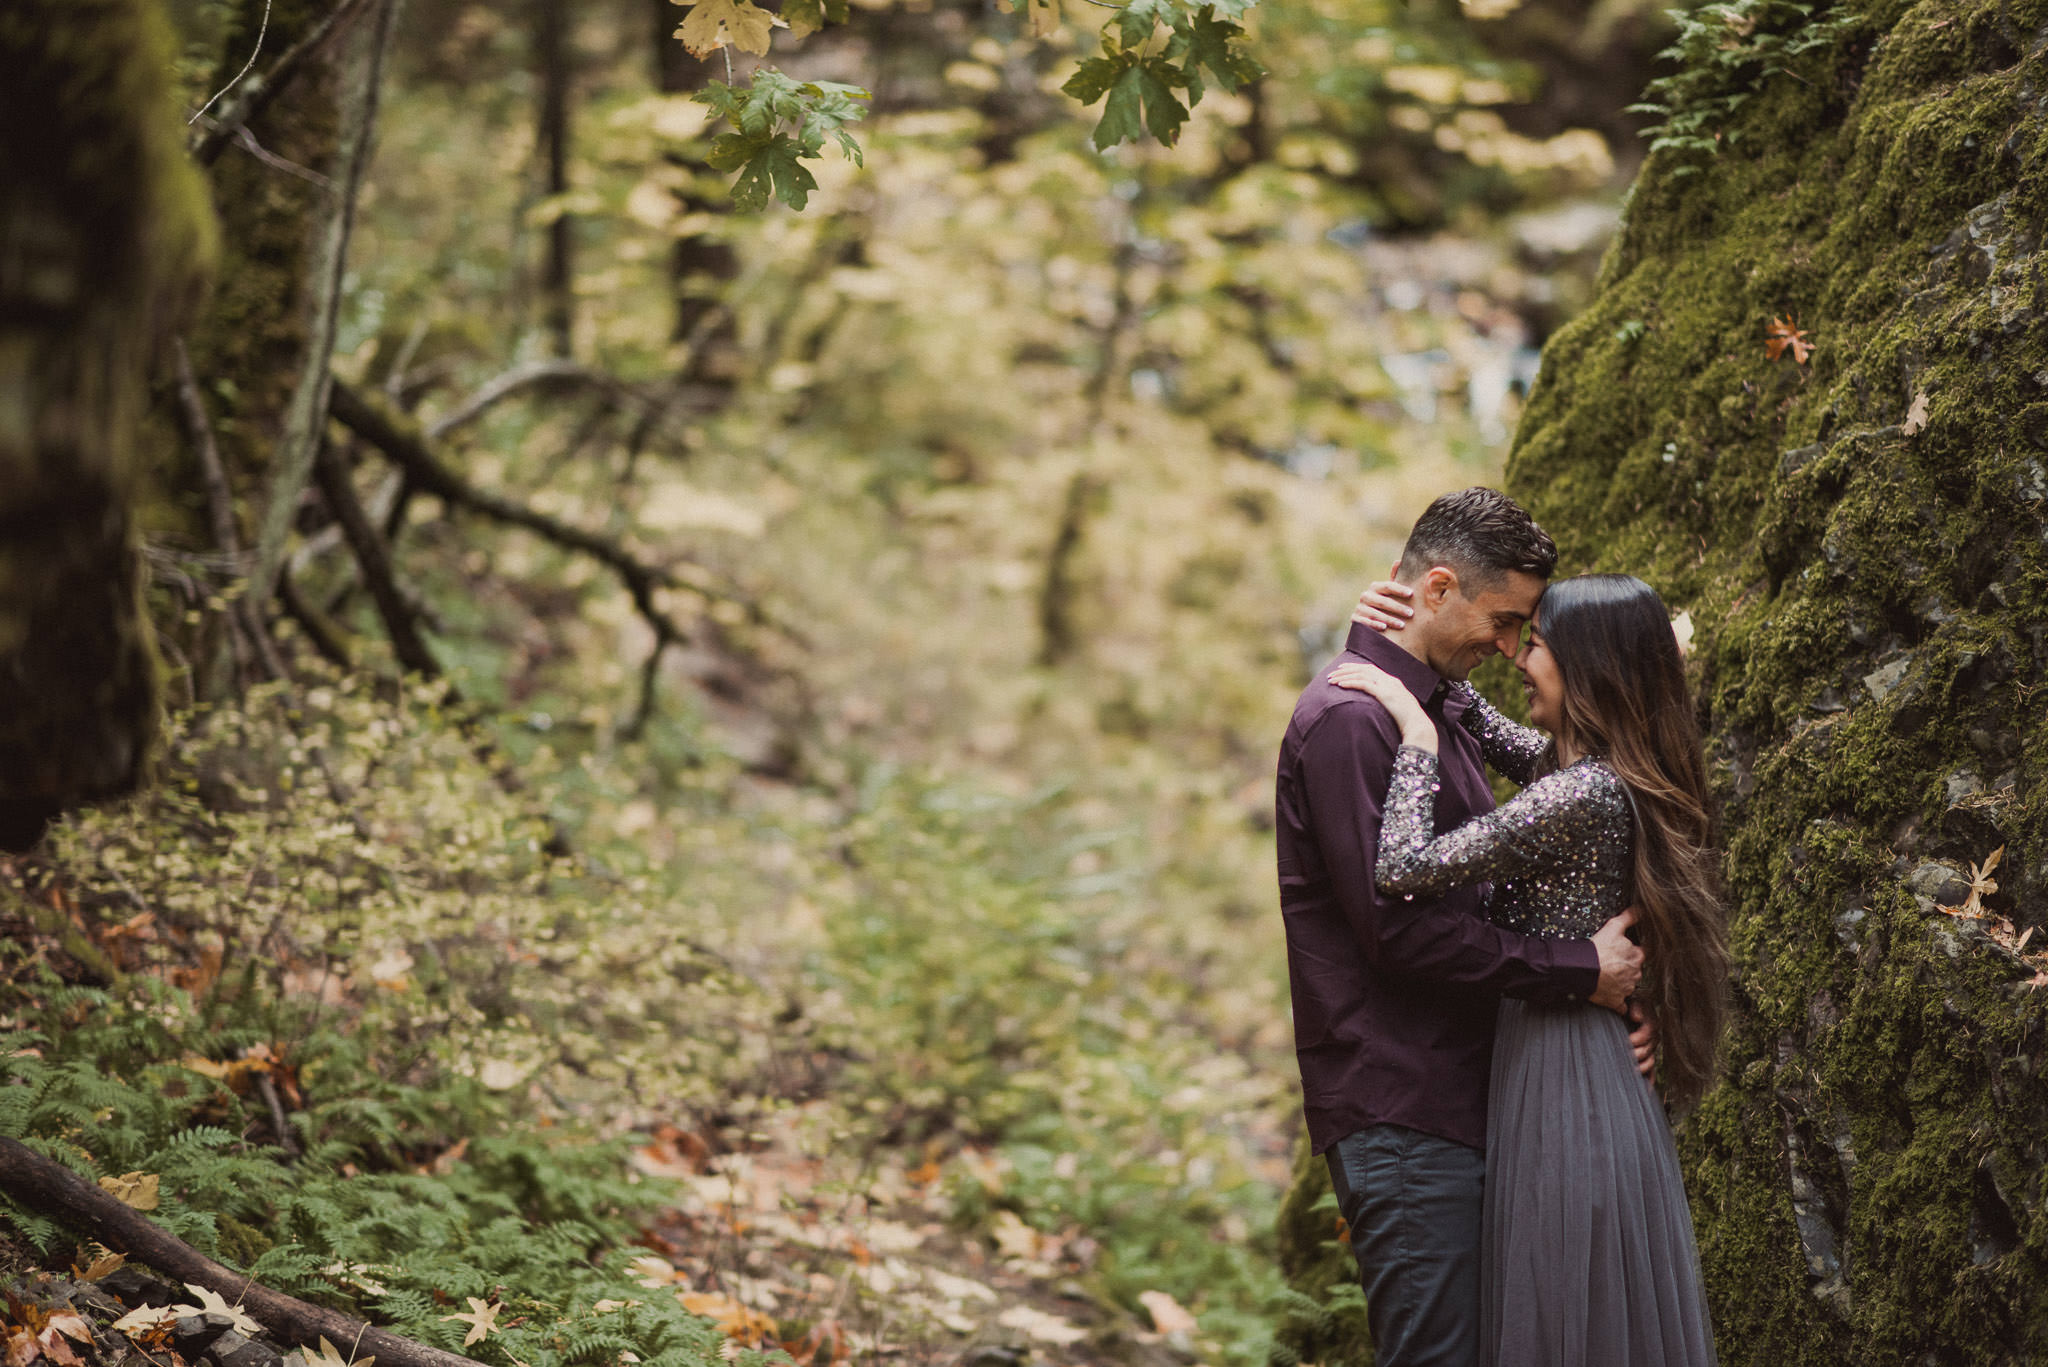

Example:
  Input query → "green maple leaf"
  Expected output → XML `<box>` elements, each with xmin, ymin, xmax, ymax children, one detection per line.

<box><xmin>1117</xmin><ymin>0</ymin><xmax>1168</xmax><ymax>52</ymax></box>
<box><xmin>1094</xmin><ymin>62</ymin><xmax>1149</xmax><ymax>149</ymax></box>
<box><xmin>1177</xmin><ymin>7</ymin><xmax>1261</xmax><ymax>93</ymax></box>
<box><xmin>1062</xmin><ymin>54</ymin><xmax>1129</xmax><ymax>107</ymax></box>
<box><xmin>728</xmin><ymin>134</ymin><xmax>820</xmax><ymax>210</ymax></box>
<box><xmin>1135</xmin><ymin>58</ymin><xmax>1189</xmax><ymax>145</ymax></box>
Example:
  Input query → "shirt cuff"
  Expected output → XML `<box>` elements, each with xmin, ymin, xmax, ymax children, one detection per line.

<box><xmin>1560</xmin><ymin>936</ymin><xmax>1602</xmax><ymax>1001</ymax></box>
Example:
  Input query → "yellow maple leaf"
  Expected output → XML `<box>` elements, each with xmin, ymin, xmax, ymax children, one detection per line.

<box><xmin>441</xmin><ymin>1299</ymin><xmax>501</xmax><ymax>1348</ymax></box>
<box><xmin>674</xmin><ymin>0</ymin><xmax>778</xmax><ymax>58</ymax></box>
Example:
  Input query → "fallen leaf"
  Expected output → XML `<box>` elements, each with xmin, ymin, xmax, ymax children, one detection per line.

<box><xmin>995</xmin><ymin>1305</ymin><xmax>1087</xmax><ymax>1346</ymax></box>
<box><xmin>1137</xmin><ymin>1290</ymin><xmax>1197</xmax><ymax>1335</ymax></box>
<box><xmin>319</xmin><ymin>1263</ymin><xmax>390</xmax><ymax>1297</ymax></box>
<box><xmin>1764</xmin><ymin>315</ymin><xmax>1814</xmax><ymax>365</ymax></box>
<box><xmin>1951</xmin><ymin>846</ymin><xmax>2004</xmax><ymax>918</ymax></box>
<box><xmin>989</xmin><ymin>1210</ymin><xmax>1042</xmax><ymax>1261</ymax></box>
<box><xmin>109</xmin><ymin>1307</ymin><xmax>178</xmax><ymax>1342</ymax></box>
<box><xmin>287</xmin><ymin>1336</ymin><xmax>373</xmax><ymax>1367</ymax></box>
<box><xmin>33</xmin><ymin>1332</ymin><xmax>79</xmax><ymax>1367</ymax></box>
<box><xmin>629</xmin><ymin>1254</ymin><xmax>682</xmax><ymax>1289</ymax></box>
<box><xmin>678</xmin><ymin>1293</ymin><xmax>777</xmax><ymax>1345</ymax></box>
<box><xmin>925</xmin><ymin>1269</ymin><xmax>999</xmax><ymax>1306</ymax></box>
<box><xmin>5</xmin><ymin>1328</ymin><xmax>38</xmax><ymax>1367</ymax></box>
<box><xmin>1902</xmin><ymin>389</ymin><xmax>1930</xmax><ymax>435</ymax></box>
<box><xmin>97</xmin><ymin>1172</ymin><xmax>159</xmax><ymax>1211</ymax></box>
<box><xmin>179</xmin><ymin>1284</ymin><xmax>265</xmax><ymax>1337</ymax></box>
<box><xmin>40</xmin><ymin>1318</ymin><xmax>89</xmax><ymax>1348</ymax></box>
<box><xmin>1669</xmin><ymin>610</ymin><xmax>1694</xmax><ymax>658</ymax></box>
<box><xmin>441</xmin><ymin>1298</ymin><xmax>501</xmax><ymax>1348</ymax></box>
<box><xmin>73</xmin><ymin>1248</ymin><xmax>125</xmax><ymax>1281</ymax></box>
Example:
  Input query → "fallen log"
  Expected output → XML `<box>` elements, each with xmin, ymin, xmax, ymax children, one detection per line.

<box><xmin>0</xmin><ymin>1137</ymin><xmax>475</xmax><ymax>1367</ymax></box>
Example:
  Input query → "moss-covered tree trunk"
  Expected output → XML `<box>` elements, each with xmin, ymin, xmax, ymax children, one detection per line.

<box><xmin>0</xmin><ymin>0</ymin><xmax>216</xmax><ymax>847</ymax></box>
<box><xmin>1273</xmin><ymin>0</ymin><xmax>2048</xmax><ymax>1360</ymax></box>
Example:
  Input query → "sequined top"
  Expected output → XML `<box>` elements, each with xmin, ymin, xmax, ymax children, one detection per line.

<box><xmin>1378</xmin><ymin>686</ymin><xmax>1634</xmax><ymax>939</ymax></box>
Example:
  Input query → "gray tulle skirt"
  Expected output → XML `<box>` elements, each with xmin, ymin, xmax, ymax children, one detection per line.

<box><xmin>1479</xmin><ymin>999</ymin><xmax>1717</xmax><ymax>1367</ymax></box>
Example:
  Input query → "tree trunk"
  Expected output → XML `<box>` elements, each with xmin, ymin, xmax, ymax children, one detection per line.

<box><xmin>648</xmin><ymin>0</ymin><xmax>740</xmax><ymax>369</ymax></box>
<box><xmin>534</xmin><ymin>0</ymin><xmax>575</xmax><ymax>356</ymax></box>
<box><xmin>0</xmin><ymin>0</ymin><xmax>217</xmax><ymax>848</ymax></box>
<box><xmin>1273</xmin><ymin>0</ymin><xmax>2048</xmax><ymax>1359</ymax></box>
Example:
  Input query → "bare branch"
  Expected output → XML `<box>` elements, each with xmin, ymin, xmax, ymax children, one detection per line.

<box><xmin>329</xmin><ymin>379</ymin><xmax>782</xmax><ymax>652</ymax></box>
<box><xmin>424</xmin><ymin>358</ymin><xmax>646</xmax><ymax>441</ymax></box>
<box><xmin>171</xmin><ymin>338</ymin><xmax>287</xmax><ymax>685</ymax></box>
<box><xmin>277</xmin><ymin>567</ymin><xmax>354</xmax><ymax>669</ymax></box>
<box><xmin>311</xmin><ymin>440</ymin><xmax>442</xmax><ymax>681</ymax></box>
<box><xmin>172</xmin><ymin>338</ymin><xmax>243</xmax><ymax>563</ymax></box>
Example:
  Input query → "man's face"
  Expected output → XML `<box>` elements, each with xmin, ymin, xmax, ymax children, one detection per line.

<box><xmin>1427</xmin><ymin>569</ymin><xmax>1546</xmax><ymax>680</ymax></box>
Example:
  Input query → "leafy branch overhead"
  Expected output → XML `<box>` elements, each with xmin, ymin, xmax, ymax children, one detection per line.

<box><xmin>669</xmin><ymin>0</ymin><xmax>1262</xmax><ymax>207</ymax></box>
<box><xmin>1061</xmin><ymin>2</ymin><xmax>1263</xmax><ymax>150</ymax></box>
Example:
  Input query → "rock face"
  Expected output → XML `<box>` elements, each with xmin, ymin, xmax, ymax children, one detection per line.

<box><xmin>1271</xmin><ymin>0</ymin><xmax>2048</xmax><ymax>1360</ymax></box>
<box><xmin>1511</xmin><ymin>0</ymin><xmax>2048</xmax><ymax>1358</ymax></box>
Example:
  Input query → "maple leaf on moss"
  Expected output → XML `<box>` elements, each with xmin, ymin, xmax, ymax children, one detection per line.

<box><xmin>1764</xmin><ymin>314</ymin><xmax>1814</xmax><ymax>364</ymax></box>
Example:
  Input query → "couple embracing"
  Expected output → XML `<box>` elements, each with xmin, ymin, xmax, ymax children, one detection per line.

<box><xmin>1276</xmin><ymin>487</ymin><xmax>1723</xmax><ymax>1367</ymax></box>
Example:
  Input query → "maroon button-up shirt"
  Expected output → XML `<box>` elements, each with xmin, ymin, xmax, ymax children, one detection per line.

<box><xmin>1276</xmin><ymin>623</ymin><xmax>1601</xmax><ymax>1153</ymax></box>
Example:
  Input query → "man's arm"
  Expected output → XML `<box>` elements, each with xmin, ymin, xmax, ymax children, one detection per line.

<box><xmin>1300</xmin><ymin>698</ymin><xmax>1602</xmax><ymax>1002</ymax></box>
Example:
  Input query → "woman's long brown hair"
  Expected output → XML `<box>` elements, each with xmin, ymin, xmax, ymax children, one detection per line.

<box><xmin>1538</xmin><ymin>574</ymin><xmax>1727</xmax><ymax>1107</ymax></box>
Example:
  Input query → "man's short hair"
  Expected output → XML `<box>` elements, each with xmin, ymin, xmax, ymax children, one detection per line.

<box><xmin>1397</xmin><ymin>487</ymin><xmax>1557</xmax><ymax>591</ymax></box>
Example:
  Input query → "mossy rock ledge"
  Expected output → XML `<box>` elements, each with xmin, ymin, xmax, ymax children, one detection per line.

<box><xmin>1271</xmin><ymin>0</ymin><xmax>2048</xmax><ymax>1360</ymax></box>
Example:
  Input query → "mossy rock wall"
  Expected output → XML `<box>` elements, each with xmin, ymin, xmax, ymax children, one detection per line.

<box><xmin>1269</xmin><ymin>0</ymin><xmax>2048</xmax><ymax>1359</ymax></box>
<box><xmin>1510</xmin><ymin>0</ymin><xmax>2048</xmax><ymax>1358</ymax></box>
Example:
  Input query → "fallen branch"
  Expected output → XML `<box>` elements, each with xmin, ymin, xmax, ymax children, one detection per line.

<box><xmin>0</xmin><ymin>1136</ymin><xmax>476</xmax><ymax>1367</ymax></box>
<box><xmin>424</xmin><ymin>359</ymin><xmax>656</xmax><ymax>442</ymax></box>
<box><xmin>329</xmin><ymin>379</ymin><xmax>782</xmax><ymax>655</ymax></box>
<box><xmin>311</xmin><ymin>440</ymin><xmax>443</xmax><ymax>682</ymax></box>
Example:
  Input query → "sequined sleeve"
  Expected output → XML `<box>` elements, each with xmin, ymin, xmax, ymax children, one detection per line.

<box><xmin>1451</xmin><ymin>682</ymin><xmax>1549</xmax><ymax>785</ymax></box>
<box><xmin>1377</xmin><ymin>745</ymin><xmax>1630</xmax><ymax>899</ymax></box>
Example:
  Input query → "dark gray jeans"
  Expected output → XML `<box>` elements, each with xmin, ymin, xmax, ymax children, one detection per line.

<box><xmin>1326</xmin><ymin>1124</ymin><xmax>1486</xmax><ymax>1367</ymax></box>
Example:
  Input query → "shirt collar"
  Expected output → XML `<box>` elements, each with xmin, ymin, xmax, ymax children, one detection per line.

<box><xmin>1344</xmin><ymin>621</ymin><xmax>1450</xmax><ymax>710</ymax></box>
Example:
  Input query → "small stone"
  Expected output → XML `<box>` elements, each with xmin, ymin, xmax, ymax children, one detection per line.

<box><xmin>205</xmin><ymin>1331</ymin><xmax>282</xmax><ymax>1367</ymax></box>
<box><xmin>100</xmin><ymin>1268</ymin><xmax>177</xmax><ymax>1308</ymax></box>
<box><xmin>64</xmin><ymin>1284</ymin><xmax>124</xmax><ymax>1319</ymax></box>
<box><xmin>1863</xmin><ymin>656</ymin><xmax>1912</xmax><ymax>701</ymax></box>
<box><xmin>175</xmin><ymin>1312</ymin><xmax>237</xmax><ymax>1354</ymax></box>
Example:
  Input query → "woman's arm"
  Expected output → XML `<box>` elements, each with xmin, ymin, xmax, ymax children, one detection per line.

<box><xmin>1449</xmin><ymin>683</ymin><xmax>1548</xmax><ymax>786</ymax></box>
<box><xmin>1376</xmin><ymin>747</ymin><xmax>1616</xmax><ymax>897</ymax></box>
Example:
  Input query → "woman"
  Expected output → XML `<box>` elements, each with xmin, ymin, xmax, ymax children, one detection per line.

<box><xmin>1332</xmin><ymin>572</ymin><xmax>1723</xmax><ymax>1367</ymax></box>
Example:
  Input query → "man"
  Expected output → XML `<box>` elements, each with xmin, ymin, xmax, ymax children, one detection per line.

<box><xmin>1274</xmin><ymin>487</ymin><xmax>1647</xmax><ymax>1367</ymax></box>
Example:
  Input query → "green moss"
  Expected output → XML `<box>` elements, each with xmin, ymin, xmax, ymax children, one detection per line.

<box><xmin>1503</xmin><ymin>0</ymin><xmax>2048</xmax><ymax>1356</ymax></box>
